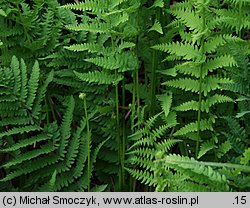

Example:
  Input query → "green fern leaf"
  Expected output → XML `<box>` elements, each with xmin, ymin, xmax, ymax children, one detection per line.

<box><xmin>65</xmin><ymin>43</ymin><xmax>112</xmax><ymax>55</ymax></box>
<box><xmin>26</xmin><ymin>61</ymin><xmax>40</xmax><ymax>109</ymax></box>
<box><xmin>152</xmin><ymin>42</ymin><xmax>201</xmax><ymax>60</ymax></box>
<box><xmin>2</xmin><ymin>143</ymin><xmax>55</xmax><ymax>168</ymax></box>
<box><xmin>162</xmin><ymin>154</ymin><xmax>227</xmax><ymax>183</ymax></box>
<box><xmin>61</xmin><ymin>1</ymin><xmax>108</xmax><ymax>13</ymax></box>
<box><xmin>175</xmin><ymin>94</ymin><xmax>233</xmax><ymax>113</ymax></box>
<box><xmin>0</xmin><ymin>125</ymin><xmax>40</xmax><ymax>138</ymax></box>
<box><xmin>198</xmin><ymin>140</ymin><xmax>215</xmax><ymax>159</ymax></box>
<box><xmin>150</xmin><ymin>0</ymin><xmax>164</xmax><ymax>8</ymax></box>
<box><xmin>163</xmin><ymin>77</ymin><xmax>233</xmax><ymax>96</ymax></box>
<box><xmin>241</xmin><ymin>148</ymin><xmax>250</xmax><ymax>165</ymax></box>
<box><xmin>149</xmin><ymin>20</ymin><xmax>163</xmax><ymax>34</ymax></box>
<box><xmin>59</xmin><ymin>96</ymin><xmax>75</xmax><ymax>157</ymax></box>
<box><xmin>203</xmin><ymin>55</ymin><xmax>237</xmax><ymax>73</ymax></box>
<box><xmin>170</xmin><ymin>8</ymin><xmax>203</xmax><ymax>32</ymax></box>
<box><xmin>74</xmin><ymin>70</ymin><xmax>123</xmax><ymax>85</ymax></box>
<box><xmin>157</xmin><ymin>91</ymin><xmax>172</xmax><ymax>117</ymax></box>
<box><xmin>0</xmin><ymin>134</ymin><xmax>51</xmax><ymax>152</ymax></box>
<box><xmin>0</xmin><ymin>8</ymin><xmax>7</xmax><ymax>17</ymax></box>
<box><xmin>174</xmin><ymin>118</ymin><xmax>215</xmax><ymax>136</ymax></box>
<box><xmin>37</xmin><ymin>170</ymin><xmax>57</xmax><ymax>192</ymax></box>
<box><xmin>32</xmin><ymin>70</ymin><xmax>54</xmax><ymax>119</ymax></box>
<box><xmin>217</xmin><ymin>141</ymin><xmax>231</xmax><ymax>159</ymax></box>
<box><xmin>91</xmin><ymin>184</ymin><xmax>108</xmax><ymax>192</ymax></box>
<box><xmin>125</xmin><ymin>167</ymin><xmax>155</xmax><ymax>186</ymax></box>
<box><xmin>66</xmin><ymin>22</ymin><xmax>110</xmax><ymax>34</ymax></box>
<box><xmin>204</xmin><ymin>34</ymin><xmax>243</xmax><ymax>53</ymax></box>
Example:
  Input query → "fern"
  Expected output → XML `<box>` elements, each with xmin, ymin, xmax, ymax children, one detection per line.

<box><xmin>152</xmin><ymin>0</ymin><xmax>243</xmax><ymax>160</ymax></box>
<box><xmin>62</xmin><ymin>0</ymin><xmax>142</xmax><ymax>190</ymax></box>
<box><xmin>0</xmin><ymin>57</ymin><xmax>105</xmax><ymax>191</ymax></box>
<box><xmin>0</xmin><ymin>0</ymin><xmax>69</xmax><ymax>66</ymax></box>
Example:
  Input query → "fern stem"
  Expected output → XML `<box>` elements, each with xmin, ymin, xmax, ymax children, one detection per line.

<box><xmin>238</xmin><ymin>3</ymin><xmax>242</xmax><ymax>38</ymax></box>
<box><xmin>196</xmin><ymin>2</ymin><xmax>206</xmax><ymax>159</ymax></box>
<box><xmin>45</xmin><ymin>96</ymin><xmax>50</xmax><ymax>124</ymax></box>
<box><xmin>149</xmin><ymin>8</ymin><xmax>161</xmax><ymax>116</ymax></box>
<box><xmin>111</xmin><ymin>31</ymin><xmax>123</xmax><ymax>190</ymax></box>
<box><xmin>48</xmin><ymin>97</ymin><xmax>57</xmax><ymax>121</ymax></box>
<box><xmin>115</xmin><ymin>69</ymin><xmax>123</xmax><ymax>191</ymax></box>
<box><xmin>81</xmin><ymin>93</ymin><xmax>91</xmax><ymax>191</ymax></box>
<box><xmin>131</xmin><ymin>70</ymin><xmax>136</xmax><ymax>132</ymax></box>
<box><xmin>122</xmin><ymin>79</ymin><xmax>126</xmax><ymax>187</ymax></box>
<box><xmin>136</xmin><ymin>54</ymin><xmax>140</xmax><ymax>127</ymax></box>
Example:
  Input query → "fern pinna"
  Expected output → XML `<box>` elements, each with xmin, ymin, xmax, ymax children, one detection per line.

<box><xmin>152</xmin><ymin>0</ymin><xmax>246</xmax><ymax>160</ymax></box>
<box><xmin>0</xmin><ymin>57</ymin><xmax>106</xmax><ymax>191</ymax></box>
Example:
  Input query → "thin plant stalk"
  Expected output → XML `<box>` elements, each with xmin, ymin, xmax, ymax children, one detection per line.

<box><xmin>115</xmin><ymin>70</ymin><xmax>123</xmax><ymax>190</ymax></box>
<box><xmin>149</xmin><ymin>8</ymin><xmax>161</xmax><ymax>116</ymax></box>
<box><xmin>196</xmin><ymin>3</ymin><xmax>206</xmax><ymax>159</ymax></box>
<box><xmin>122</xmin><ymin>79</ymin><xmax>126</xmax><ymax>186</ymax></box>
<box><xmin>80</xmin><ymin>93</ymin><xmax>91</xmax><ymax>191</ymax></box>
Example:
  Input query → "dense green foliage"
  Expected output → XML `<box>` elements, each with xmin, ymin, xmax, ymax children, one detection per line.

<box><xmin>0</xmin><ymin>0</ymin><xmax>249</xmax><ymax>191</ymax></box>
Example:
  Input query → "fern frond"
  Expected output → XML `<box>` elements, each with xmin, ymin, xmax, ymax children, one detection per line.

<box><xmin>204</xmin><ymin>34</ymin><xmax>243</xmax><ymax>53</ymax></box>
<box><xmin>163</xmin><ymin>77</ymin><xmax>233</xmax><ymax>96</ymax></box>
<box><xmin>32</xmin><ymin>70</ymin><xmax>54</xmax><ymax>119</ymax></box>
<box><xmin>217</xmin><ymin>141</ymin><xmax>231</xmax><ymax>159</ymax></box>
<box><xmin>85</xmin><ymin>52</ymin><xmax>137</xmax><ymax>72</ymax></box>
<box><xmin>241</xmin><ymin>148</ymin><xmax>250</xmax><ymax>165</ymax></box>
<box><xmin>59</xmin><ymin>96</ymin><xmax>75</xmax><ymax>157</ymax></box>
<box><xmin>66</xmin><ymin>22</ymin><xmax>110</xmax><ymax>34</ymax></box>
<box><xmin>150</xmin><ymin>0</ymin><xmax>164</xmax><ymax>8</ymax></box>
<box><xmin>61</xmin><ymin>1</ymin><xmax>108</xmax><ymax>13</ymax></box>
<box><xmin>2</xmin><ymin>143</ymin><xmax>55</xmax><ymax>168</ymax></box>
<box><xmin>125</xmin><ymin>167</ymin><xmax>155</xmax><ymax>186</ymax></box>
<box><xmin>38</xmin><ymin>170</ymin><xmax>57</xmax><ymax>192</ymax></box>
<box><xmin>198</xmin><ymin>140</ymin><xmax>215</xmax><ymax>159</ymax></box>
<box><xmin>157</xmin><ymin>92</ymin><xmax>172</xmax><ymax>117</ymax></box>
<box><xmin>149</xmin><ymin>19</ymin><xmax>163</xmax><ymax>34</ymax></box>
<box><xmin>65</xmin><ymin>43</ymin><xmax>112</xmax><ymax>55</ymax></box>
<box><xmin>0</xmin><ymin>125</ymin><xmax>40</xmax><ymax>138</ymax></box>
<box><xmin>26</xmin><ymin>61</ymin><xmax>40</xmax><ymax>110</ymax></box>
<box><xmin>203</xmin><ymin>55</ymin><xmax>237</xmax><ymax>74</ymax></box>
<box><xmin>0</xmin><ymin>134</ymin><xmax>51</xmax><ymax>152</ymax></box>
<box><xmin>174</xmin><ymin>94</ymin><xmax>233</xmax><ymax>113</ymax></box>
<box><xmin>152</xmin><ymin>42</ymin><xmax>201</xmax><ymax>60</ymax></box>
<box><xmin>161</xmin><ymin>154</ymin><xmax>227</xmax><ymax>183</ymax></box>
<box><xmin>174</xmin><ymin>118</ymin><xmax>215</xmax><ymax>136</ymax></box>
<box><xmin>74</xmin><ymin>70</ymin><xmax>123</xmax><ymax>85</ymax></box>
<box><xmin>170</xmin><ymin>7</ymin><xmax>203</xmax><ymax>32</ymax></box>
